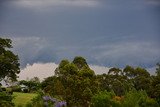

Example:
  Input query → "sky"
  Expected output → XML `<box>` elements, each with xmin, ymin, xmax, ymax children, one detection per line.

<box><xmin>0</xmin><ymin>0</ymin><xmax>160</xmax><ymax>80</ymax></box>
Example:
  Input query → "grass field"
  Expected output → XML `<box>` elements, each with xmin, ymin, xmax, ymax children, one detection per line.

<box><xmin>13</xmin><ymin>92</ymin><xmax>38</xmax><ymax>107</ymax></box>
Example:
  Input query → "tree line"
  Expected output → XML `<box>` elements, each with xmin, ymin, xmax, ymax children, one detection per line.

<box><xmin>41</xmin><ymin>56</ymin><xmax>160</xmax><ymax>107</ymax></box>
<box><xmin>0</xmin><ymin>37</ymin><xmax>160</xmax><ymax>107</ymax></box>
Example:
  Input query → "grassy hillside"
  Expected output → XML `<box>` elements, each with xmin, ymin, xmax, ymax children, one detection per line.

<box><xmin>13</xmin><ymin>92</ymin><xmax>38</xmax><ymax>107</ymax></box>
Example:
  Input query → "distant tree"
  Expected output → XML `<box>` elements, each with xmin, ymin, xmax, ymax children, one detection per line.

<box><xmin>107</xmin><ymin>67</ymin><xmax>128</xmax><ymax>96</ymax></box>
<box><xmin>41</xmin><ymin>76</ymin><xmax>57</xmax><ymax>90</ymax></box>
<box><xmin>108</xmin><ymin>67</ymin><xmax>122</xmax><ymax>75</ymax></box>
<box><xmin>0</xmin><ymin>37</ymin><xmax>20</xmax><ymax>81</ymax></box>
<box><xmin>19</xmin><ymin>78</ymin><xmax>41</xmax><ymax>92</ymax></box>
<box><xmin>156</xmin><ymin>63</ymin><xmax>160</xmax><ymax>76</ymax></box>
<box><xmin>123</xmin><ymin>65</ymin><xmax>135</xmax><ymax>78</ymax></box>
<box><xmin>121</xmin><ymin>89</ymin><xmax>159</xmax><ymax>107</ymax></box>
<box><xmin>132</xmin><ymin>67</ymin><xmax>150</xmax><ymax>91</ymax></box>
<box><xmin>30</xmin><ymin>77</ymin><xmax>40</xmax><ymax>83</ymax></box>
<box><xmin>150</xmin><ymin>63</ymin><xmax>160</xmax><ymax>105</ymax></box>
<box><xmin>55</xmin><ymin>59</ymin><xmax>70</xmax><ymax>76</ymax></box>
<box><xmin>123</xmin><ymin>66</ymin><xmax>151</xmax><ymax>92</ymax></box>
<box><xmin>73</xmin><ymin>56</ymin><xmax>88</xmax><ymax>70</ymax></box>
<box><xmin>91</xmin><ymin>90</ymin><xmax>116</xmax><ymax>107</ymax></box>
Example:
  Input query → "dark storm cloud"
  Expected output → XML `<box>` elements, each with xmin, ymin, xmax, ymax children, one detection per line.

<box><xmin>0</xmin><ymin>0</ymin><xmax>159</xmax><ymax>68</ymax></box>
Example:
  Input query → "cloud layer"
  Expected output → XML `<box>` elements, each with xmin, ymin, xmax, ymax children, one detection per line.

<box><xmin>11</xmin><ymin>36</ymin><xmax>160</xmax><ymax>68</ymax></box>
<box><xmin>18</xmin><ymin>62</ymin><xmax>156</xmax><ymax>81</ymax></box>
<box><xmin>18</xmin><ymin>62</ymin><xmax>110</xmax><ymax>81</ymax></box>
<box><xmin>13</xmin><ymin>0</ymin><xmax>100</xmax><ymax>9</ymax></box>
<box><xmin>18</xmin><ymin>62</ymin><xmax>58</xmax><ymax>81</ymax></box>
<box><xmin>0</xmin><ymin>0</ymin><xmax>160</xmax><ymax>69</ymax></box>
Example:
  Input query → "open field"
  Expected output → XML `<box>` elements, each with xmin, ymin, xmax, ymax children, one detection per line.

<box><xmin>12</xmin><ymin>92</ymin><xmax>38</xmax><ymax>107</ymax></box>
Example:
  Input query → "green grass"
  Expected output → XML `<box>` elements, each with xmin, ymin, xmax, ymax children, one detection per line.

<box><xmin>13</xmin><ymin>92</ymin><xmax>38</xmax><ymax>107</ymax></box>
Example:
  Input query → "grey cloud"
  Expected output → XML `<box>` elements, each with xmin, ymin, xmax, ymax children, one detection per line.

<box><xmin>10</xmin><ymin>35</ymin><xmax>160</xmax><ymax>68</ymax></box>
<box><xmin>11</xmin><ymin>37</ymin><xmax>58</xmax><ymax>67</ymax></box>
<box><xmin>0</xmin><ymin>0</ymin><xmax>159</xmax><ymax>69</ymax></box>
<box><xmin>145</xmin><ymin>0</ymin><xmax>160</xmax><ymax>5</ymax></box>
<box><xmin>12</xmin><ymin>0</ymin><xmax>100</xmax><ymax>10</ymax></box>
<box><xmin>90</xmin><ymin>40</ymin><xmax>160</xmax><ymax>67</ymax></box>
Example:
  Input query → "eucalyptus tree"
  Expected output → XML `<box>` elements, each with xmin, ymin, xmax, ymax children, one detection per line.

<box><xmin>0</xmin><ymin>37</ymin><xmax>20</xmax><ymax>81</ymax></box>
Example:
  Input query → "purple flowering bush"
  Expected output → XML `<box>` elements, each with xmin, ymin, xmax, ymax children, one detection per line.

<box><xmin>42</xmin><ymin>96</ymin><xmax>66</xmax><ymax>107</ymax></box>
<box><xmin>55</xmin><ymin>101</ymin><xmax>67</xmax><ymax>107</ymax></box>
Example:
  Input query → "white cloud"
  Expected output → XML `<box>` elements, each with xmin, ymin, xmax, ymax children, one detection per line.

<box><xmin>18</xmin><ymin>62</ymin><xmax>58</xmax><ymax>81</ymax></box>
<box><xmin>18</xmin><ymin>62</ymin><xmax>111</xmax><ymax>81</ymax></box>
<box><xmin>147</xmin><ymin>66</ymin><xmax>156</xmax><ymax>75</ymax></box>
<box><xmin>90</xmin><ymin>65</ymin><xmax>110</xmax><ymax>74</ymax></box>
<box><xmin>17</xmin><ymin>61</ymin><xmax>156</xmax><ymax>81</ymax></box>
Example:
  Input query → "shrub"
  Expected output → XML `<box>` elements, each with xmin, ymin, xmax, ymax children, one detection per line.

<box><xmin>91</xmin><ymin>89</ymin><xmax>159</xmax><ymax>107</ymax></box>
<box><xmin>91</xmin><ymin>90</ymin><xmax>115</xmax><ymax>107</ymax></box>
<box><xmin>121</xmin><ymin>89</ymin><xmax>159</xmax><ymax>107</ymax></box>
<box><xmin>0</xmin><ymin>92</ymin><xmax>14</xmax><ymax>107</ymax></box>
<box><xmin>145</xmin><ymin>98</ymin><xmax>159</xmax><ymax>107</ymax></box>
<box><xmin>11</xmin><ymin>86</ymin><xmax>21</xmax><ymax>92</ymax></box>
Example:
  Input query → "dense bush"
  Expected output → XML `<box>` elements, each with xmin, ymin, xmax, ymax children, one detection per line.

<box><xmin>91</xmin><ymin>90</ymin><xmax>124</xmax><ymax>107</ymax></box>
<box><xmin>26</xmin><ymin>91</ymin><xmax>66</xmax><ymax>107</ymax></box>
<box><xmin>91</xmin><ymin>90</ymin><xmax>159</xmax><ymax>107</ymax></box>
<box><xmin>40</xmin><ymin>57</ymin><xmax>160</xmax><ymax>107</ymax></box>
<box><xmin>0</xmin><ymin>92</ymin><xmax>14</xmax><ymax>107</ymax></box>
<box><xmin>11</xmin><ymin>86</ymin><xmax>21</xmax><ymax>92</ymax></box>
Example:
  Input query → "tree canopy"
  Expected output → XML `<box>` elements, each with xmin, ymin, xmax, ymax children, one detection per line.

<box><xmin>0</xmin><ymin>37</ymin><xmax>20</xmax><ymax>81</ymax></box>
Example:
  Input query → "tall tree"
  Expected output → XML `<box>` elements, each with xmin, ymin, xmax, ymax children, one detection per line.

<box><xmin>52</xmin><ymin>56</ymin><xmax>97</xmax><ymax>107</ymax></box>
<box><xmin>150</xmin><ymin>63</ymin><xmax>160</xmax><ymax>104</ymax></box>
<box><xmin>0</xmin><ymin>37</ymin><xmax>20</xmax><ymax>107</ymax></box>
<box><xmin>0</xmin><ymin>38</ymin><xmax>20</xmax><ymax>81</ymax></box>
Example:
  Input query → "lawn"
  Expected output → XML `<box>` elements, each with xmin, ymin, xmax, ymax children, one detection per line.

<box><xmin>13</xmin><ymin>92</ymin><xmax>38</xmax><ymax>107</ymax></box>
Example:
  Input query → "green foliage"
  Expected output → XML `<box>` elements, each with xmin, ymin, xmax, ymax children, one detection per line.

<box><xmin>156</xmin><ymin>63</ymin><xmax>160</xmax><ymax>76</ymax></box>
<box><xmin>63</xmin><ymin>63</ymin><xmax>78</xmax><ymax>75</ymax></box>
<box><xmin>41</xmin><ymin>57</ymin><xmax>160</xmax><ymax>107</ymax></box>
<box><xmin>0</xmin><ymin>37</ymin><xmax>20</xmax><ymax>81</ymax></box>
<box><xmin>41</xmin><ymin>76</ymin><xmax>55</xmax><ymax>88</ymax></box>
<box><xmin>149</xmin><ymin>63</ymin><xmax>160</xmax><ymax>105</ymax></box>
<box><xmin>150</xmin><ymin>76</ymin><xmax>160</xmax><ymax>97</ymax></box>
<box><xmin>108</xmin><ymin>67</ymin><xmax>122</xmax><ymax>75</ymax></box>
<box><xmin>1</xmin><ymin>38</ymin><xmax>159</xmax><ymax>107</ymax></box>
<box><xmin>122</xmin><ymin>90</ymin><xmax>147</xmax><ymax>107</ymax></box>
<box><xmin>53</xmin><ymin>80</ymin><xmax>65</xmax><ymax>96</ymax></box>
<box><xmin>79</xmin><ymin>66</ymin><xmax>95</xmax><ymax>78</ymax></box>
<box><xmin>91</xmin><ymin>90</ymin><xmax>159</xmax><ymax>107</ymax></box>
<box><xmin>91</xmin><ymin>90</ymin><xmax>115</xmax><ymax>107</ymax></box>
<box><xmin>26</xmin><ymin>94</ymin><xmax>44</xmax><ymax>107</ymax></box>
<box><xmin>55</xmin><ymin>59</ymin><xmax>70</xmax><ymax>76</ymax></box>
<box><xmin>19</xmin><ymin>78</ymin><xmax>41</xmax><ymax>93</ymax></box>
<box><xmin>73</xmin><ymin>56</ymin><xmax>88</xmax><ymax>70</ymax></box>
<box><xmin>145</xmin><ymin>98</ymin><xmax>159</xmax><ymax>107</ymax></box>
<box><xmin>41</xmin><ymin>56</ymin><xmax>98</xmax><ymax>106</ymax></box>
<box><xmin>10</xmin><ymin>85</ymin><xmax>21</xmax><ymax>92</ymax></box>
<box><xmin>0</xmin><ymin>92</ymin><xmax>14</xmax><ymax>107</ymax></box>
<box><xmin>0</xmin><ymin>37</ymin><xmax>20</xmax><ymax>106</ymax></box>
<box><xmin>121</xmin><ymin>90</ymin><xmax>159</xmax><ymax>107</ymax></box>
